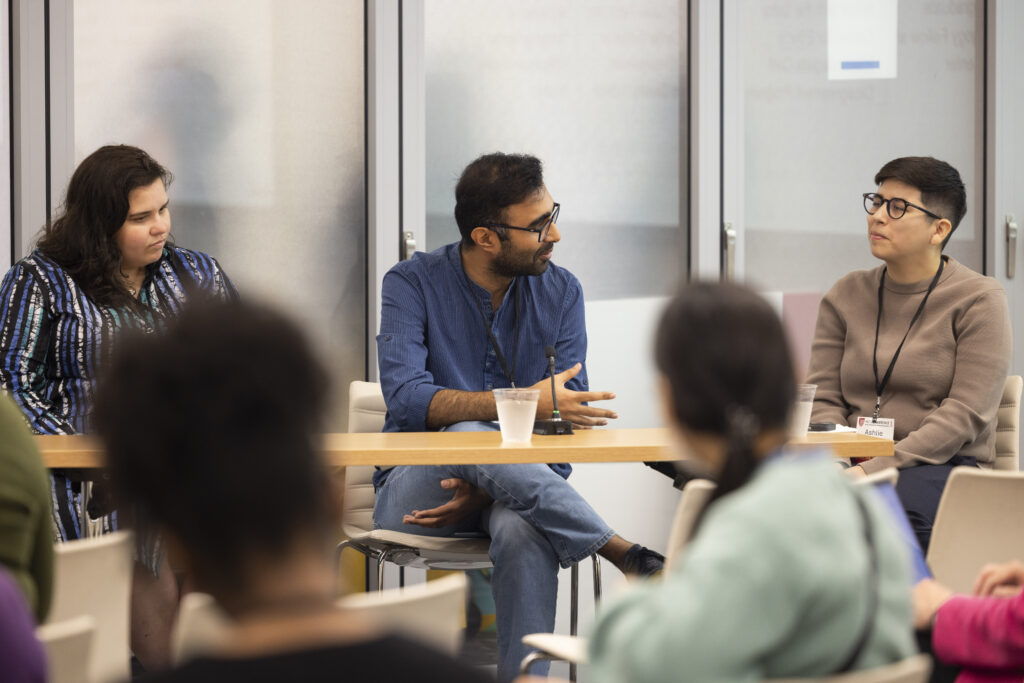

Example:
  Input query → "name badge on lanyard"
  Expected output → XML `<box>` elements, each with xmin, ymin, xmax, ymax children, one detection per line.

<box><xmin>856</xmin><ymin>416</ymin><xmax>895</xmax><ymax>440</ymax></box>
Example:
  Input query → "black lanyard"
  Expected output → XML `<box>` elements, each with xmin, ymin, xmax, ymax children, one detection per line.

<box><xmin>466</xmin><ymin>276</ymin><xmax>521</xmax><ymax>388</ymax></box>
<box><xmin>871</xmin><ymin>258</ymin><xmax>945</xmax><ymax>421</ymax></box>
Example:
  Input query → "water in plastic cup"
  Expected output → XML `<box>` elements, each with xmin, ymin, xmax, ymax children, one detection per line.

<box><xmin>788</xmin><ymin>384</ymin><xmax>817</xmax><ymax>440</ymax></box>
<box><xmin>493</xmin><ymin>388</ymin><xmax>540</xmax><ymax>443</ymax></box>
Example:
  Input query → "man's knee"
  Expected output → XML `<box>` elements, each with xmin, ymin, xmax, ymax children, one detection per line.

<box><xmin>487</xmin><ymin>506</ymin><xmax>556</xmax><ymax>564</ymax></box>
<box><xmin>472</xmin><ymin>462</ymin><xmax>565</xmax><ymax>498</ymax></box>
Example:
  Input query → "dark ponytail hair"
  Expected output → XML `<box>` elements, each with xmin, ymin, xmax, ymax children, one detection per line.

<box><xmin>654</xmin><ymin>281</ymin><xmax>796</xmax><ymax>504</ymax></box>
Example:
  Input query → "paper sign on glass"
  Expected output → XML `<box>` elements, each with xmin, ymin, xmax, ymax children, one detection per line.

<box><xmin>827</xmin><ymin>0</ymin><xmax>898</xmax><ymax>80</ymax></box>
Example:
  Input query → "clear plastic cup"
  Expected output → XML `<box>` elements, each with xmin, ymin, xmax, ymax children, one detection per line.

<box><xmin>493</xmin><ymin>388</ymin><xmax>540</xmax><ymax>443</ymax></box>
<box><xmin>788</xmin><ymin>384</ymin><xmax>817</xmax><ymax>440</ymax></box>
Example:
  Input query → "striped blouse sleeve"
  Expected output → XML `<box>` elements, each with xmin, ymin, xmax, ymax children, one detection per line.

<box><xmin>0</xmin><ymin>263</ymin><xmax>75</xmax><ymax>434</ymax></box>
<box><xmin>210</xmin><ymin>256</ymin><xmax>239</xmax><ymax>301</ymax></box>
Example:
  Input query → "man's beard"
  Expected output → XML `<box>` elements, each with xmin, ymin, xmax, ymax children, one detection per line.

<box><xmin>491</xmin><ymin>241</ymin><xmax>553</xmax><ymax>278</ymax></box>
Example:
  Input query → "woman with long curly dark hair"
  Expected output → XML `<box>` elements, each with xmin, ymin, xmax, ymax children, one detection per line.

<box><xmin>0</xmin><ymin>144</ymin><xmax>236</xmax><ymax>670</ymax></box>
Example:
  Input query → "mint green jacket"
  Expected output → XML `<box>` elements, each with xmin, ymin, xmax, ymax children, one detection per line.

<box><xmin>590</xmin><ymin>452</ymin><xmax>915</xmax><ymax>683</ymax></box>
<box><xmin>0</xmin><ymin>394</ymin><xmax>53</xmax><ymax>622</ymax></box>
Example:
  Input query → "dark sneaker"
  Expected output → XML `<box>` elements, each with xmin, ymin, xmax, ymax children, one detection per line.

<box><xmin>621</xmin><ymin>544</ymin><xmax>665</xmax><ymax>577</ymax></box>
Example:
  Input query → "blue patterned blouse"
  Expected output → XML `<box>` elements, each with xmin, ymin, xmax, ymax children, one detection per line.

<box><xmin>0</xmin><ymin>245</ymin><xmax>236</xmax><ymax>540</ymax></box>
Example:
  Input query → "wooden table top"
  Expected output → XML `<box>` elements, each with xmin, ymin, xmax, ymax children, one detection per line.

<box><xmin>35</xmin><ymin>428</ymin><xmax>893</xmax><ymax>469</ymax></box>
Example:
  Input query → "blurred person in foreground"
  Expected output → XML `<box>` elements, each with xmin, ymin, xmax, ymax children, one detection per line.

<box><xmin>0</xmin><ymin>394</ymin><xmax>53</xmax><ymax>624</ymax></box>
<box><xmin>0</xmin><ymin>567</ymin><xmax>46</xmax><ymax>683</ymax></box>
<box><xmin>588</xmin><ymin>282</ymin><xmax>915</xmax><ymax>682</ymax></box>
<box><xmin>93</xmin><ymin>299</ymin><xmax>493</xmax><ymax>682</ymax></box>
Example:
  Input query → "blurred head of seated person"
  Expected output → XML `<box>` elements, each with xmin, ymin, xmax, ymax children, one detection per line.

<box><xmin>93</xmin><ymin>300</ymin><xmax>493</xmax><ymax>683</ymax></box>
<box><xmin>588</xmin><ymin>282</ymin><xmax>916</xmax><ymax>683</ymax></box>
<box><xmin>806</xmin><ymin>157</ymin><xmax>1010</xmax><ymax>553</ymax></box>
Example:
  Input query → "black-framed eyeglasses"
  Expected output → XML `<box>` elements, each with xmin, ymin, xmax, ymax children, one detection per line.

<box><xmin>863</xmin><ymin>193</ymin><xmax>943</xmax><ymax>221</ymax></box>
<box><xmin>480</xmin><ymin>203</ymin><xmax>560</xmax><ymax>242</ymax></box>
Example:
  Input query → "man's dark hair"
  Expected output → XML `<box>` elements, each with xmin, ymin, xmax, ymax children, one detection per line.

<box><xmin>93</xmin><ymin>300</ymin><xmax>333</xmax><ymax>598</ymax></box>
<box><xmin>37</xmin><ymin>145</ymin><xmax>174</xmax><ymax>308</ymax></box>
<box><xmin>454</xmin><ymin>153</ymin><xmax>544</xmax><ymax>245</ymax></box>
<box><xmin>655</xmin><ymin>281</ymin><xmax>795</xmax><ymax>508</ymax></box>
<box><xmin>874</xmin><ymin>156</ymin><xmax>966</xmax><ymax>247</ymax></box>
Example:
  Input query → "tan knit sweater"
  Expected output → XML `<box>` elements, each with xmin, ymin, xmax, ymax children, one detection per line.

<box><xmin>808</xmin><ymin>257</ymin><xmax>1011</xmax><ymax>474</ymax></box>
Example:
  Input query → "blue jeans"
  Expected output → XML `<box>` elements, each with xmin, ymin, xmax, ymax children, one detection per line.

<box><xmin>373</xmin><ymin>421</ymin><xmax>615</xmax><ymax>682</ymax></box>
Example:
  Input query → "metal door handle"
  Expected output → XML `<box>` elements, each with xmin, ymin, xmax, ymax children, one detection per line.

<box><xmin>1008</xmin><ymin>215</ymin><xmax>1018</xmax><ymax>279</ymax></box>
<box><xmin>403</xmin><ymin>231</ymin><xmax>417</xmax><ymax>261</ymax></box>
<box><xmin>723</xmin><ymin>222</ymin><xmax>737</xmax><ymax>281</ymax></box>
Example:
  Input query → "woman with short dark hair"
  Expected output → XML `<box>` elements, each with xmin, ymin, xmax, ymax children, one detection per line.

<box><xmin>808</xmin><ymin>157</ymin><xmax>1011</xmax><ymax>552</ymax></box>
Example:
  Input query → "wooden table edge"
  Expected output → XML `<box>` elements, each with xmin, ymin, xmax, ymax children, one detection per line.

<box><xmin>34</xmin><ymin>429</ymin><xmax>894</xmax><ymax>469</ymax></box>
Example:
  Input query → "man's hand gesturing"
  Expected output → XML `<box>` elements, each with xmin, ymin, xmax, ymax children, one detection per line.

<box><xmin>402</xmin><ymin>478</ymin><xmax>493</xmax><ymax>529</ymax></box>
<box><xmin>530</xmin><ymin>362</ymin><xmax>617</xmax><ymax>429</ymax></box>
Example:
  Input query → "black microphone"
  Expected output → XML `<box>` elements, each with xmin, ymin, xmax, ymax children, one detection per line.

<box><xmin>533</xmin><ymin>345</ymin><xmax>574</xmax><ymax>435</ymax></box>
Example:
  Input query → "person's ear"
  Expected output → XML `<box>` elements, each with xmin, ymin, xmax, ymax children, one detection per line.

<box><xmin>930</xmin><ymin>218</ymin><xmax>953</xmax><ymax>247</ymax></box>
<box><xmin>470</xmin><ymin>226</ymin><xmax>502</xmax><ymax>255</ymax></box>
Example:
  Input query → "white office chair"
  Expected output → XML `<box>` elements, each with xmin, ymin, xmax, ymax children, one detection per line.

<box><xmin>36</xmin><ymin>615</ymin><xmax>96</xmax><ymax>683</ymax></box>
<box><xmin>47</xmin><ymin>530</ymin><xmax>132</xmax><ymax>683</ymax></box>
<box><xmin>664</xmin><ymin>478</ymin><xmax>716</xmax><ymax>573</ymax></box>
<box><xmin>339</xmin><ymin>571</ymin><xmax>468</xmax><ymax>655</ymax></box>
<box><xmin>993</xmin><ymin>375</ymin><xmax>1022</xmax><ymax>471</ymax></box>
<box><xmin>927</xmin><ymin>467</ymin><xmax>1024</xmax><ymax>593</ymax></box>
<box><xmin>338</xmin><ymin>380</ymin><xmax>601</xmax><ymax>681</ymax></box>
<box><xmin>172</xmin><ymin>573</ymin><xmax>469</xmax><ymax>664</ymax></box>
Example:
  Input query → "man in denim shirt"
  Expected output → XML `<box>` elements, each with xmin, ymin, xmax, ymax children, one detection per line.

<box><xmin>374</xmin><ymin>153</ymin><xmax>663</xmax><ymax>682</ymax></box>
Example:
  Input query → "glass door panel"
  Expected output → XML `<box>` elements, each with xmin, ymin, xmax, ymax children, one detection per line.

<box><xmin>71</xmin><ymin>0</ymin><xmax>365</xmax><ymax>427</ymax></box>
<box><xmin>729</xmin><ymin>0</ymin><xmax>984</xmax><ymax>293</ymax></box>
<box><xmin>724</xmin><ymin>0</ymin><xmax>985</xmax><ymax>376</ymax></box>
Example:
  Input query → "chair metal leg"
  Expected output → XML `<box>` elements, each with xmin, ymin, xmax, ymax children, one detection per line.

<box><xmin>335</xmin><ymin>539</ymin><xmax>353</xmax><ymax>573</ymax></box>
<box><xmin>376</xmin><ymin>552</ymin><xmax>387</xmax><ymax>591</ymax></box>
<box><xmin>335</xmin><ymin>541</ymin><xmax>385</xmax><ymax>594</ymax></box>
<box><xmin>399</xmin><ymin>566</ymin><xmax>405</xmax><ymax>588</ymax></box>
<box><xmin>592</xmin><ymin>555</ymin><xmax>602</xmax><ymax>602</ymax></box>
<box><xmin>570</xmin><ymin>562</ymin><xmax>579</xmax><ymax>636</ymax></box>
<box><xmin>570</xmin><ymin>562</ymin><xmax>579</xmax><ymax>683</ymax></box>
<box><xmin>519</xmin><ymin>650</ymin><xmax>555</xmax><ymax>676</ymax></box>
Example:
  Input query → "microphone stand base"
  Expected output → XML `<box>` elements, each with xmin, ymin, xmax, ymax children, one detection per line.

<box><xmin>533</xmin><ymin>419</ymin><xmax>574</xmax><ymax>435</ymax></box>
